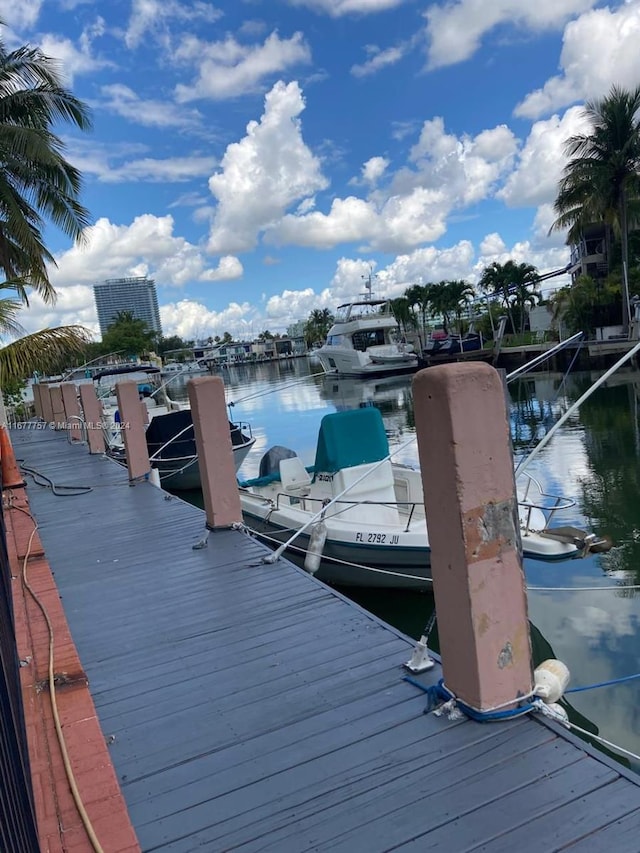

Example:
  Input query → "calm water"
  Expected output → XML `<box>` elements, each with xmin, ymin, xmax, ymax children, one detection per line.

<box><xmin>170</xmin><ymin>357</ymin><xmax>640</xmax><ymax>770</ymax></box>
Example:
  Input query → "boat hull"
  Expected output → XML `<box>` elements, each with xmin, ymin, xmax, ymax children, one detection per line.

<box><xmin>241</xmin><ymin>508</ymin><xmax>433</xmax><ymax>591</ymax></box>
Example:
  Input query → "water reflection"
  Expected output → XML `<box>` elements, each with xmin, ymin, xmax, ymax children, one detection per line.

<box><xmin>172</xmin><ymin>359</ymin><xmax>640</xmax><ymax>769</ymax></box>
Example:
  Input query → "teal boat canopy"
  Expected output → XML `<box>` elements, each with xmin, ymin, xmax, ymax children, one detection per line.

<box><xmin>313</xmin><ymin>407</ymin><xmax>390</xmax><ymax>473</ymax></box>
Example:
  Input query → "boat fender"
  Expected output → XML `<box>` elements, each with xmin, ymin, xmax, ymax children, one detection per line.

<box><xmin>304</xmin><ymin>521</ymin><xmax>327</xmax><ymax>575</ymax></box>
<box><xmin>533</xmin><ymin>658</ymin><xmax>570</xmax><ymax>704</ymax></box>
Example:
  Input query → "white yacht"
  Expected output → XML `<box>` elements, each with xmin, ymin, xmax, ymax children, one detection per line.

<box><xmin>315</xmin><ymin>299</ymin><xmax>418</xmax><ymax>377</ymax></box>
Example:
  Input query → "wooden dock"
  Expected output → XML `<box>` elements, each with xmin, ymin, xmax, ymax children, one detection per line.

<box><xmin>10</xmin><ymin>425</ymin><xmax>640</xmax><ymax>851</ymax></box>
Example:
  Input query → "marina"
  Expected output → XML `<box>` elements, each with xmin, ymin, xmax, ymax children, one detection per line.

<box><xmin>7</xmin><ymin>391</ymin><xmax>640</xmax><ymax>850</ymax></box>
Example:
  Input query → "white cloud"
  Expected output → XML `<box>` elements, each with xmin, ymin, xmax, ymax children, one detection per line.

<box><xmin>37</xmin><ymin>23</ymin><xmax>112</xmax><ymax>84</ymax></box>
<box><xmin>125</xmin><ymin>0</ymin><xmax>223</xmax><ymax>50</ymax></box>
<box><xmin>424</xmin><ymin>0</ymin><xmax>597</xmax><ymax>70</ymax></box>
<box><xmin>99</xmin><ymin>84</ymin><xmax>205</xmax><ymax>132</ymax></box>
<box><xmin>268</xmin><ymin>117</ymin><xmax>517</xmax><ymax>252</ymax></box>
<box><xmin>288</xmin><ymin>0</ymin><xmax>407</xmax><ymax>15</ymax></box>
<box><xmin>66</xmin><ymin>138</ymin><xmax>216</xmax><ymax>183</ymax></box>
<box><xmin>351</xmin><ymin>44</ymin><xmax>406</xmax><ymax>77</ymax></box>
<box><xmin>516</xmin><ymin>3</ymin><xmax>640</xmax><ymax>118</ymax></box>
<box><xmin>174</xmin><ymin>31</ymin><xmax>311</xmax><ymax>102</ymax></box>
<box><xmin>265</xmin><ymin>287</ymin><xmax>334</xmax><ymax>326</ymax></box>
<box><xmin>200</xmin><ymin>256</ymin><xmax>244</xmax><ymax>281</ymax></box>
<box><xmin>0</xmin><ymin>0</ymin><xmax>44</xmax><ymax>29</ymax></box>
<box><xmin>473</xmin><ymin>233</ymin><xmax>571</xmax><ymax>288</ymax></box>
<box><xmin>206</xmin><ymin>80</ymin><xmax>328</xmax><ymax>254</ymax></box>
<box><xmin>166</xmin><ymin>81</ymin><xmax>518</xmax><ymax>259</ymax></box>
<box><xmin>17</xmin><ymin>284</ymin><xmax>100</xmax><ymax>338</ymax></box>
<box><xmin>499</xmin><ymin>106</ymin><xmax>590</xmax><ymax>208</ymax></box>
<box><xmin>160</xmin><ymin>300</ymin><xmax>256</xmax><ymax>340</ymax></box>
<box><xmin>50</xmin><ymin>214</ymin><xmax>239</xmax><ymax>290</ymax></box>
<box><xmin>361</xmin><ymin>156</ymin><xmax>389</xmax><ymax>184</ymax></box>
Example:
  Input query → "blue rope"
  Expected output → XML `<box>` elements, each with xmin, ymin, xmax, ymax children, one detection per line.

<box><xmin>403</xmin><ymin>676</ymin><xmax>534</xmax><ymax>722</ymax></box>
<box><xmin>566</xmin><ymin>672</ymin><xmax>640</xmax><ymax>694</ymax></box>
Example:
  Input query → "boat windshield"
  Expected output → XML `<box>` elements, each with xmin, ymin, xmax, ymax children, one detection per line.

<box><xmin>95</xmin><ymin>370</ymin><xmax>161</xmax><ymax>401</ymax></box>
<box><xmin>334</xmin><ymin>301</ymin><xmax>391</xmax><ymax>322</ymax></box>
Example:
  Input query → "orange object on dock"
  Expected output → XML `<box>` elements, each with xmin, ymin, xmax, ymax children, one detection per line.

<box><xmin>0</xmin><ymin>425</ymin><xmax>25</xmax><ymax>488</ymax></box>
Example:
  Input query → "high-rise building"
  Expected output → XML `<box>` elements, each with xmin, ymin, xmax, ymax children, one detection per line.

<box><xmin>94</xmin><ymin>276</ymin><xmax>162</xmax><ymax>337</ymax></box>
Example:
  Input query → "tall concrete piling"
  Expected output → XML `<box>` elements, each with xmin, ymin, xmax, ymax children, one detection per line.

<box><xmin>78</xmin><ymin>384</ymin><xmax>106</xmax><ymax>454</ymax></box>
<box><xmin>39</xmin><ymin>384</ymin><xmax>54</xmax><ymax>425</ymax></box>
<box><xmin>60</xmin><ymin>383</ymin><xmax>82</xmax><ymax>443</ymax></box>
<box><xmin>115</xmin><ymin>381</ymin><xmax>150</xmax><ymax>482</ymax></box>
<box><xmin>413</xmin><ymin>362</ymin><xmax>533</xmax><ymax>712</ymax></box>
<box><xmin>188</xmin><ymin>376</ymin><xmax>241</xmax><ymax>529</ymax></box>
<box><xmin>49</xmin><ymin>386</ymin><xmax>66</xmax><ymax>431</ymax></box>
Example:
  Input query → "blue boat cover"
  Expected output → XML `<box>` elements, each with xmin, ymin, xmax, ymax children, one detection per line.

<box><xmin>313</xmin><ymin>407</ymin><xmax>389</xmax><ymax>472</ymax></box>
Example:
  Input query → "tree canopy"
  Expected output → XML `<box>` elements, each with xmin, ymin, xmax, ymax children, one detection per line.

<box><xmin>99</xmin><ymin>311</ymin><xmax>157</xmax><ymax>358</ymax></box>
<box><xmin>0</xmin><ymin>32</ymin><xmax>93</xmax><ymax>384</ymax></box>
<box><xmin>551</xmin><ymin>84</ymin><xmax>640</xmax><ymax>327</ymax></box>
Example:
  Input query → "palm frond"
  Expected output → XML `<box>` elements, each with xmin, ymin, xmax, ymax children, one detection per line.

<box><xmin>0</xmin><ymin>325</ymin><xmax>91</xmax><ymax>385</ymax></box>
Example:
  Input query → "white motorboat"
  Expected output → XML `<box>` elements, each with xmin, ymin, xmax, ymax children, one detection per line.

<box><xmin>160</xmin><ymin>359</ymin><xmax>207</xmax><ymax>377</ymax></box>
<box><xmin>93</xmin><ymin>365</ymin><xmax>255</xmax><ymax>490</ymax></box>
<box><xmin>315</xmin><ymin>299</ymin><xmax>418</xmax><ymax>377</ymax></box>
<box><xmin>238</xmin><ymin>407</ymin><xmax>608</xmax><ymax>590</ymax></box>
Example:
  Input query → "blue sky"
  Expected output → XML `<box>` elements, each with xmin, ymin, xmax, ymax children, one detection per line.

<box><xmin>7</xmin><ymin>0</ymin><xmax>640</xmax><ymax>341</ymax></box>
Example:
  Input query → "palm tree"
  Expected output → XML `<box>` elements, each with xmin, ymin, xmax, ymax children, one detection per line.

<box><xmin>304</xmin><ymin>308</ymin><xmax>334</xmax><ymax>347</ymax></box>
<box><xmin>405</xmin><ymin>284</ymin><xmax>432</xmax><ymax>348</ymax></box>
<box><xmin>444</xmin><ymin>279</ymin><xmax>475</xmax><ymax>334</ymax></box>
<box><xmin>551</xmin><ymin>85</ymin><xmax>640</xmax><ymax>329</ymax></box>
<box><xmin>390</xmin><ymin>296</ymin><xmax>416</xmax><ymax>338</ymax></box>
<box><xmin>479</xmin><ymin>261</ymin><xmax>540</xmax><ymax>334</ymax></box>
<box><xmin>0</xmin><ymin>33</ymin><xmax>93</xmax><ymax>383</ymax></box>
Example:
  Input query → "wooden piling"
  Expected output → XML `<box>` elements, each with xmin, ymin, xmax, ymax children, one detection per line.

<box><xmin>413</xmin><ymin>362</ymin><xmax>533</xmax><ymax>712</ymax></box>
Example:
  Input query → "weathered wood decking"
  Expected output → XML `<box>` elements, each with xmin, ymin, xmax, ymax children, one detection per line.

<box><xmin>11</xmin><ymin>426</ymin><xmax>640</xmax><ymax>852</ymax></box>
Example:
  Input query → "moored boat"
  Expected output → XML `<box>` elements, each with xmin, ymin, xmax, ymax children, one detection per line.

<box><xmin>94</xmin><ymin>365</ymin><xmax>255</xmax><ymax>489</ymax></box>
<box><xmin>239</xmin><ymin>407</ymin><xmax>605</xmax><ymax>590</ymax></box>
<box><xmin>315</xmin><ymin>299</ymin><xmax>418</xmax><ymax>377</ymax></box>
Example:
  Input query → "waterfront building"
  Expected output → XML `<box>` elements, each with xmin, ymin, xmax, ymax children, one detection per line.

<box><xmin>94</xmin><ymin>276</ymin><xmax>162</xmax><ymax>336</ymax></box>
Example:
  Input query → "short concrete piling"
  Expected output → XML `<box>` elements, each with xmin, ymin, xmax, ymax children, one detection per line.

<box><xmin>413</xmin><ymin>362</ymin><xmax>533</xmax><ymax>713</ymax></box>
<box><xmin>115</xmin><ymin>381</ymin><xmax>151</xmax><ymax>482</ymax></box>
<box><xmin>60</xmin><ymin>382</ymin><xmax>82</xmax><ymax>442</ymax></box>
<box><xmin>78</xmin><ymin>384</ymin><xmax>106</xmax><ymax>454</ymax></box>
<box><xmin>188</xmin><ymin>376</ymin><xmax>241</xmax><ymax>529</ymax></box>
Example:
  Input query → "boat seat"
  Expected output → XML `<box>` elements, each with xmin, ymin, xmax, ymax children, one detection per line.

<box><xmin>279</xmin><ymin>456</ymin><xmax>312</xmax><ymax>495</ymax></box>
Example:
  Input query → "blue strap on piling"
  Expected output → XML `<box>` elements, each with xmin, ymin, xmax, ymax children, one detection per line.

<box><xmin>403</xmin><ymin>675</ymin><xmax>535</xmax><ymax>722</ymax></box>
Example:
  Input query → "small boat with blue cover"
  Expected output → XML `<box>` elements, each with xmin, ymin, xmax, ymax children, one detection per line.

<box><xmin>238</xmin><ymin>407</ymin><xmax>606</xmax><ymax>590</ymax></box>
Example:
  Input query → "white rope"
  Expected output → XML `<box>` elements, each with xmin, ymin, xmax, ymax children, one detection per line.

<box><xmin>534</xmin><ymin>702</ymin><xmax>640</xmax><ymax>763</ymax></box>
<box><xmin>245</xmin><ymin>524</ymin><xmax>432</xmax><ymax>583</ymax></box>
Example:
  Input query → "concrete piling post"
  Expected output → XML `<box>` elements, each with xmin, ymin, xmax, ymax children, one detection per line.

<box><xmin>115</xmin><ymin>381</ymin><xmax>151</xmax><ymax>482</ymax></box>
<box><xmin>39</xmin><ymin>385</ymin><xmax>54</xmax><ymax>426</ymax></box>
<box><xmin>78</xmin><ymin>384</ymin><xmax>106</xmax><ymax>454</ymax></box>
<box><xmin>49</xmin><ymin>386</ymin><xmax>66</xmax><ymax>431</ymax></box>
<box><xmin>32</xmin><ymin>383</ymin><xmax>43</xmax><ymax>420</ymax></box>
<box><xmin>60</xmin><ymin>383</ymin><xmax>82</xmax><ymax>442</ymax></box>
<box><xmin>188</xmin><ymin>376</ymin><xmax>241</xmax><ymax>529</ymax></box>
<box><xmin>412</xmin><ymin>362</ymin><xmax>533</xmax><ymax>713</ymax></box>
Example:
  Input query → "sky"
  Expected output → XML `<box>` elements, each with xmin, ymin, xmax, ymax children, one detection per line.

<box><xmin>6</xmin><ymin>0</ymin><xmax>640</xmax><ymax>342</ymax></box>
